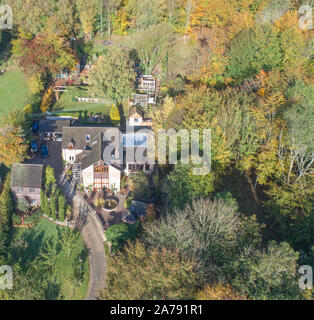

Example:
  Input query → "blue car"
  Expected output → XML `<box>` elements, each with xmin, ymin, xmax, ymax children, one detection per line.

<box><xmin>32</xmin><ymin>120</ymin><xmax>39</xmax><ymax>133</ymax></box>
<box><xmin>40</xmin><ymin>145</ymin><xmax>49</xmax><ymax>158</ymax></box>
<box><xmin>31</xmin><ymin>141</ymin><xmax>39</xmax><ymax>153</ymax></box>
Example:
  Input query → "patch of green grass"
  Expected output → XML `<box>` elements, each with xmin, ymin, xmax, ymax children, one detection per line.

<box><xmin>53</xmin><ymin>86</ymin><xmax>112</xmax><ymax>114</ymax></box>
<box><xmin>12</xmin><ymin>218</ymin><xmax>90</xmax><ymax>300</ymax></box>
<box><xmin>52</xmin><ymin>86</ymin><xmax>128</xmax><ymax>125</ymax></box>
<box><xmin>0</xmin><ymin>70</ymin><xmax>31</xmax><ymax>117</ymax></box>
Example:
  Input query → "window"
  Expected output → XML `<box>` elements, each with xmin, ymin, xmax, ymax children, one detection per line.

<box><xmin>29</xmin><ymin>188</ymin><xmax>35</xmax><ymax>193</ymax></box>
<box><xmin>134</xmin><ymin>118</ymin><xmax>139</xmax><ymax>123</ymax></box>
<box><xmin>94</xmin><ymin>165</ymin><xmax>109</xmax><ymax>189</ymax></box>
<box><xmin>94</xmin><ymin>165</ymin><xmax>109</xmax><ymax>173</ymax></box>
<box><xmin>31</xmin><ymin>199</ymin><xmax>37</xmax><ymax>206</ymax></box>
<box><xmin>17</xmin><ymin>187</ymin><xmax>22</xmax><ymax>192</ymax></box>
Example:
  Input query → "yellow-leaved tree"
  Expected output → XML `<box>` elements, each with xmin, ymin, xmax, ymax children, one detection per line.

<box><xmin>196</xmin><ymin>283</ymin><xmax>246</xmax><ymax>300</ymax></box>
<box><xmin>0</xmin><ymin>126</ymin><xmax>28</xmax><ymax>167</ymax></box>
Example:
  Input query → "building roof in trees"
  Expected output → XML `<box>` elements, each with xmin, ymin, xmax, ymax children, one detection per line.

<box><xmin>38</xmin><ymin>119</ymin><xmax>72</xmax><ymax>133</ymax></box>
<box><xmin>133</xmin><ymin>94</ymin><xmax>148</xmax><ymax>108</ymax></box>
<box><xmin>121</xmin><ymin>210</ymin><xmax>136</xmax><ymax>224</ymax></box>
<box><xmin>10</xmin><ymin>164</ymin><xmax>44</xmax><ymax>188</ymax></box>
<box><xmin>136</xmin><ymin>75</ymin><xmax>156</xmax><ymax>92</ymax></box>
<box><xmin>129</xmin><ymin>106</ymin><xmax>144</xmax><ymax>118</ymax></box>
<box><xmin>130</xmin><ymin>200</ymin><xmax>150</xmax><ymax>220</ymax></box>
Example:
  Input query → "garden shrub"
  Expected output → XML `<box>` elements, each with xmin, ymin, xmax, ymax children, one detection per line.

<box><xmin>23</xmin><ymin>210</ymin><xmax>42</xmax><ymax>226</ymax></box>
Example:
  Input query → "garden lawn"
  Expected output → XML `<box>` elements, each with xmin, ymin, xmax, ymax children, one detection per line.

<box><xmin>53</xmin><ymin>86</ymin><xmax>112</xmax><ymax>114</ymax></box>
<box><xmin>0</xmin><ymin>70</ymin><xmax>31</xmax><ymax>118</ymax></box>
<box><xmin>52</xmin><ymin>86</ymin><xmax>128</xmax><ymax>124</ymax></box>
<box><xmin>11</xmin><ymin>218</ymin><xmax>90</xmax><ymax>300</ymax></box>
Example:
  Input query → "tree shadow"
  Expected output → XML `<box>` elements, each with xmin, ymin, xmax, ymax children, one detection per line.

<box><xmin>45</xmin><ymin>280</ymin><xmax>62</xmax><ymax>300</ymax></box>
<box><xmin>118</xmin><ymin>103</ymin><xmax>126</xmax><ymax>131</ymax></box>
<box><xmin>74</xmin><ymin>202</ymin><xmax>89</xmax><ymax>232</ymax></box>
<box><xmin>20</xmin><ymin>230</ymin><xmax>45</xmax><ymax>266</ymax></box>
<box><xmin>218</xmin><ymin>166</ymin><xmax>279</xmax><ymax>242</ymax></box>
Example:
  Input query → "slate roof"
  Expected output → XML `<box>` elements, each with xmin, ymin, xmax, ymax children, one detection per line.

<box><xmin>38</xmin><ymin>120</ymin><xmax>71</xmax><ymax>133</ymax></box>
<box><xmin>81</xmin><ymin>133</ymin><xmax>107</xmax><ymax>170</ymax></box>
<box><xmin>81</xmin><ymin>132</ymin><xmax>122</xmax><ymax>170</ymax></box>
<box><xmin>10</xmin><ymin>164</ymin><xmax>44</xmax><ymax>188</ymax></box>
<box><xmin>62</xmin><ymin>125</ymin><xmax>152</xmax><ymax>169</ymax></box>
<box><xmin>62</xmin><ymin>126</ymin><xmax>115</xmax><ymax>150</ymax></box>
<box><xmin>121</xmin><ymin>210</ymin><xmax>136</xmax><ymax>224</ymax></box>
<box><xmin>130</xmin><ymin>200</ymin><xmax>150</xmax><ymax>220</ymax></box>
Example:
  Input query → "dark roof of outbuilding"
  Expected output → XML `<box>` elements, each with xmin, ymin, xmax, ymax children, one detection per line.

<box><xmin>38</xmin><ymin>120</ymin><xmax>71</xmax><ymax>133</ymax></box>
<box><xmin>130</xmin><ymin>200</ymin><xmax>150</xmax><ymax>220</ymax></box>
<box><xmin>10</xmin><ymin>164</ymin><xmax>44</xmax><ymax>188</ymax></box>
<box><xmin>121</xmin><ymin>210</ymin><xmax>136</xmax><ymax>224</ymax></box>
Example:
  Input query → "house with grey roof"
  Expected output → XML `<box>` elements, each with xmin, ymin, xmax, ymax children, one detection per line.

<box><xmin>62</xmin><ymin>126</ymin><xmax>115</xmax><ymax>164</ymax></box>
<box><xmin>62</xmin><ymin>126</ymin><xmax>123</xmax><ymax>191</ymax></box>
<box><xmin>10</xmin><ymin>164</ymin><xmax>44</xmax><ymax>206</ymax></box>
<box><xmin>61</xmin><ymin>125</ymin><xmax>154</xmax><ymax>191</ymax></box>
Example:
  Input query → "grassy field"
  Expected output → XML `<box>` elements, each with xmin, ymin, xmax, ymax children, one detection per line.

<box><xmin>0</xmin><ymin>70</ymin><xmax>31</xmax><ymax>118</ymax></box>
<box><xmin>11</xmin><ymin>218</ymin><xmax>90</xmax><ymax>300</ymax></box>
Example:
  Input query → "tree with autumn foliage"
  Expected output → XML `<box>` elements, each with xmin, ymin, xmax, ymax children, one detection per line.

<box><xmin>153</xmin><ymin>95</ymin><xmax>176</xmax><ymax>130</ymax></box>
<box><xmin>196</xmin><ymin>283</ymin><xmax>246</xmax><ymax>300</ymax></box>
<box><xmin>76</xmin><ymin>0</ymin><xmax>98</xmax><ymax>39</ymax></box>
<box><xmin>99</xmin><ymin>240</ymin><xmax>197</xmax><ymax>300</ymax></box>
<box><xmin>12</xmin><ymin>29</ymin><xmax>76</xmax><ymax>80</ymax></box>
<box><xmin>0</xmin><ymin>126</ymin><xmax>28</xmax><ymax>167</ymax></box>
<box><xmin>40</xmin><ymin>89</ymin><xmax>54</xmax><ymax>113</ymax></box>
<box><xmin>0</xmin><ymin>173</ymin><xmax>14</xmax><ymax>256</ymax></box>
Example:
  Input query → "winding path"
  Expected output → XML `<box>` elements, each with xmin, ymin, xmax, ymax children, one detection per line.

<box><xmin>59</xmin><ymin>170</ymin><xmax>107</xmax><ymax>300</ymax></box>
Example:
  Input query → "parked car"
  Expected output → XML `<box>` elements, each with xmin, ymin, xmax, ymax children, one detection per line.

<box><xmin>40</xmin><ymin>145</ymin><xmax>49</xmax><ymax>158</ymax></box>
<box><xmin>55</xmin><ymin>134</ymin><xmax>63</xmax><ymax>142</ymax></box>
<box><xmin>32</xmin><ymin>120</ymin><xmax>39</xmax><ymax>133</ymax></box>
<box><xmin>30</xmin><ymin>141</ymin><xmax>39</xmax><ymax>153</ymax></box>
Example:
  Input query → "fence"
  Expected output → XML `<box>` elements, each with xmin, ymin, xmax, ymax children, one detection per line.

<box><xmin>76</xmin><ymin>97</ymin><xmax>106</xmax><ymax>104</ymax></box>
